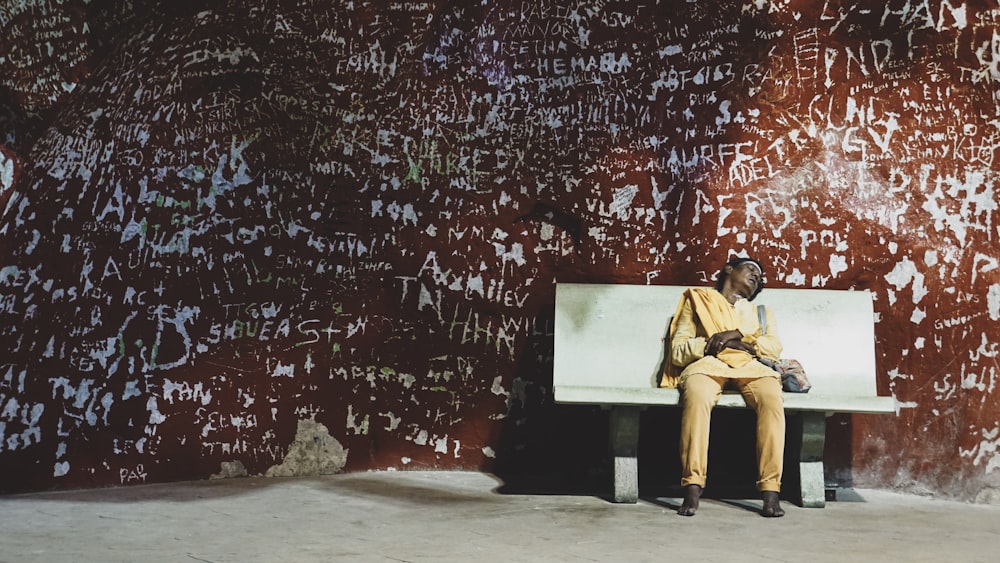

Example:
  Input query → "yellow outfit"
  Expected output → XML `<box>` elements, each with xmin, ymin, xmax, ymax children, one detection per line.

<box><xmin>662</xmin><ymin>288</ymin><xmax>785</xmax><ymax>493</ymax></box>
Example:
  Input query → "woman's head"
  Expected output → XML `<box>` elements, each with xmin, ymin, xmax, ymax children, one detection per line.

<box><xmin>715</xmin><ymin>256</ymin><xmax>765</xmax><ymax>301</ymax></box>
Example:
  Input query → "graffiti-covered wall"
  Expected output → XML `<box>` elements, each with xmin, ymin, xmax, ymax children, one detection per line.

<box><xmin>1</xmin><ymin>0</ymin><xmax>998</xmax><ymax>501</ymax></box>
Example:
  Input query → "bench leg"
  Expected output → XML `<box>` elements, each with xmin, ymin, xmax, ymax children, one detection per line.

<box><xmin>609</xmin><ymin>406</ymin><xmax>640</xmax><ymax>503</ymax></box>
<box><xmin>799</xmin><ymin>411</ymin><xmax>827</xmax><ymax>508</ymax></box>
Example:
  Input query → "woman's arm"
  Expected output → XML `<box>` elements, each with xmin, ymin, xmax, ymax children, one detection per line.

<box><xmin>670</xmin><ymin>299</ymin><xmax>707</xmax><ymax>367</ymax></box>
<box><xmin>752</xmin><ymin>306</ymin><xmax>783</xmax><ymax>360</ymax></box>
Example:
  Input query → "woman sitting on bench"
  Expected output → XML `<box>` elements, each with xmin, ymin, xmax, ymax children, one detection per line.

<box><xmin>662</xmin><ymin>256</ymin><xmax>785</xmax><ymax>517</ymax></box>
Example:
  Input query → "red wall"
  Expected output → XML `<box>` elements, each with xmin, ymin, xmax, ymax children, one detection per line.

<box><xmin>1</xmin><ymin>1</ymin><xmax>998</xmax><ymax>502</ymax></box>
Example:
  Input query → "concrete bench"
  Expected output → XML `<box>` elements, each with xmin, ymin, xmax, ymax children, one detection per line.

<box><xmin>552</xmin><ymin>283</ymin><xmax>896</xmax><ymax>507</ymax></box>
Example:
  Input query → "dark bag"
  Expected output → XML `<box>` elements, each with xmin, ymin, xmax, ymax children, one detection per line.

<box><xmin>756</xmin><ymin>305</ymin><xmax>812</xmax><ymax>393</ymax></box>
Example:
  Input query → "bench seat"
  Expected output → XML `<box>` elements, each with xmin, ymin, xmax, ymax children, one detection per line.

<box><xmin>553</xmin><ymin>283</ymin><xmax>897</xmax><ymax>507</ymax></box>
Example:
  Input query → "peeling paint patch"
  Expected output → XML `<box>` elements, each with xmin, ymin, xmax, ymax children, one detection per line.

<box><xmin>0</xmin><ymin>151</ymin><xmax>14</xmax><ymax>191</ymax></box>
<box><xmin>490</xmin><ymin>376</ymin><xmax>508</xmax><ymax>396</ymax></box>
<box><xmin>887</xmin><ymin>368</ymin><xmax>911</xmax><ymax>381</ymax></box>
<box><xmin>784</xmin><ymin>268</ymin><xmax>806</xmax><ymax>286</ymax></box>
<box><xmin>974</xmin><ymin>487</ymin><xmax>1000</xmax><ymax>505</ymax></box>
<box><xmin>381</xmin><ymin>410</ymin><xmax>401</xmax><ymax>431</ymax></box>
<box><xmin>434</xmin><ymin>436</ymin><xmax>449</xmax><ymax>454</ymax></box>
<box><xmin>271</xmin><ymin>362</ymin><xmax>295</xmax><ymax>378</ymax></box>
<box><xmin>988</xmin><ymin>284</ymin><xmax>1000</xmax><ymax>320</ymax></box>
<box><xmin>829</xmin><ymin>254</ymin><xmax>847</xmax><ymax>277</ymax></box>
<box><xmin>894</xmin><ymin>399</ymin><xmax>918</xmax><ymax>415</ymax></box>
<box><xmin>885</xmin><ymin>256</ymin><xmax>927</xmax><ymax>303</ymax></box>
<box><xmin>265</xmin><ymin>418</ymin><xmax>348</xmax><ymax>477</ymax></box>
<box><xmin>146</xmin><ymin>397</ymin><xmax>166</xmax><ymax>425</ymax></box>
<box><xmin>211</xmin><ymin>460</ymin><xmax>248</xmax><ymax>479</ymax></box>
<box><xmin>610</xmin><ymin>184</ymin><xmax>639</xmax><ymax>220</ymax></box>
<box><xmin>346</xmin><ymin>405</ymin><xmax>369</xmax><ymax>435</ymax></box>
<box><xmin>962</xmin><ymin>426</ymin><xmax>1000</xmax><ymax>475</ymax></box>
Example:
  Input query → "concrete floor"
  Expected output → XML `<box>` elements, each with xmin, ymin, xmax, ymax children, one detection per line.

<box><xmin>1</xmin><ymin>471</ymin><xmax>998</xmax><ymax>563</ymax></box>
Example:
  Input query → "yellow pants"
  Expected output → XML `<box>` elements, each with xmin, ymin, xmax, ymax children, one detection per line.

<box><xmin>679</xmin><ymin>373</ymin><xmax>785</xmax><ymax>492</ymax></box>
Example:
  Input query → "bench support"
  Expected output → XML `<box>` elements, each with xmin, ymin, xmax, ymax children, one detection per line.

<box><xmin>609</xmin><ymin>406</ymin><xmax>640</xmax><ymax>503</ymax></box>
<box><xmin>607</xmin><ymin>407</ymin><xmax>830</xmax><ymax>507</ymax></box>
<box><xmin>799</xmin><ymin>411</ymin><xmax>827</xmax><ymax>508</ymax></box>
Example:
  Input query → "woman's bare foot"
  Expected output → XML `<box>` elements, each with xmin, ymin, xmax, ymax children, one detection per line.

<box><xmin>677</xmin><ymin>485</ymin><xmax>702</xmax><ymax>516</ymax></box>
<box><xmin>762</xmin><ymin>491</ymin><xmax>785</xmax><ymax>517</ymax></box>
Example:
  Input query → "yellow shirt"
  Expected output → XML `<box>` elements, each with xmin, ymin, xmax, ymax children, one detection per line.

<box><xmin>660</xmin><ymin>288</ymin><xmax>782</xmax><ymax>388</ymax></box>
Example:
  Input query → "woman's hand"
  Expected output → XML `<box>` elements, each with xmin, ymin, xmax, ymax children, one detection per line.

<box><xmin>705</xmin><ymin>330</ymin><xmax>743</xmax><ymax>356</ymax></box>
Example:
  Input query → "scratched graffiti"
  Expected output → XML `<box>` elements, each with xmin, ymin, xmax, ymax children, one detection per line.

<box><xmin>0</xmin><ymin>1</ymin><xmax>998</xmax><ymax>501</ymax></box>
